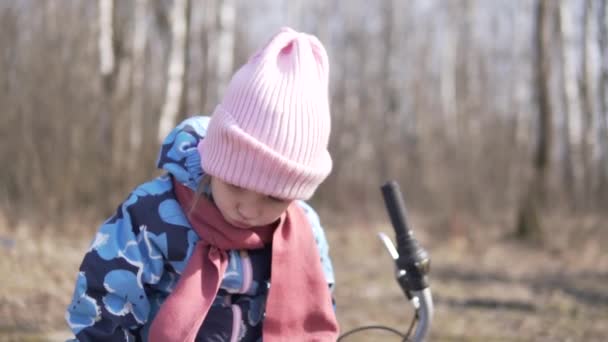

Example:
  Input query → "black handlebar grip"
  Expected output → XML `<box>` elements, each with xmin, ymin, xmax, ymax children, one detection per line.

<box><xmin>381</xmin><ymin>180</ymin><xmax>430</xmax><ymax>291</ymax></box>
<box><xmin>381</xmin><ymin>181</ymin><xmax>413</xmax><ymax>247</ymax></box>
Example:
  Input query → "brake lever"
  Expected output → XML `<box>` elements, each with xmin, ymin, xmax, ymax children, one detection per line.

<box><xmin>378</xmin><ymin>232</ymin><xmax>399</xmax><ymax>261</ymax></box>
<box><xmin>377</xmin><ymin>232</ymin><xmax>415</xmax><ymax>301</ymax></box>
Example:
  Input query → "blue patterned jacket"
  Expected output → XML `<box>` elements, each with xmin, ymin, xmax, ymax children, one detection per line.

<box><xmin>65</xmin><ymin>116</ymin><xmax>336</xmax><ymax>341</ymax></box>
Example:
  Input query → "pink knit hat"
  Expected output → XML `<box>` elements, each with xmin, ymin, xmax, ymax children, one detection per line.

<box><xmin>198</xmin><ymin>27</ymin><xmax>332</xmax><ymax>200</ymax></box>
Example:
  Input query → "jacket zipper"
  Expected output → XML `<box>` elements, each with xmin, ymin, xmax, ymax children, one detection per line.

<box><xmin>240</xmin><ymin>250</ymin><xmax>252</xmax><ymax>294</ymax></box>
<box><xmin>230</xmin><ymin>304</ymin><xmax>242</xmax><ymax>342</ymax></box>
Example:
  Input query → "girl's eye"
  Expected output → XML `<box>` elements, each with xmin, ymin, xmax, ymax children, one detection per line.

<box><xmin>268</xmin><ymin>196</ymin><xmax>288</xmax><ymax>203</ymax></box>
<box><xmin>229</xmin><ymin>183</ymin><xmax>243</xmax><ymax>191</ymax></box>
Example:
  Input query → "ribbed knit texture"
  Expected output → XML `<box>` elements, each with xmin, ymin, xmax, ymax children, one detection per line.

<box><xmin>199</xmin><ymin>27</ymin><xmax>332</xmax><ymax>200</ymax></box>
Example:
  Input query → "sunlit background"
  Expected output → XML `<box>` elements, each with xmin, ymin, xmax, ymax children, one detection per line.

<box><xmin>1</xmin><ymin>0</ymin><xmax>607</xmax><ymax>340</ymax></box>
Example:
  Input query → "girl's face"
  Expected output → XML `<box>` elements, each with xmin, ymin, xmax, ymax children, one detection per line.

<box><xmin>210</xmin><ymin>177</ymin><xmax>292</xmax><ymax>229</ymax></box>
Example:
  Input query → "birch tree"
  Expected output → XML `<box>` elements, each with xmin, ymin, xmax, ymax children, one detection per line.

<box><xmin>98</xmin><ymin>0</ymin><xmax>115</xmax><ymax>154</ymax></box>
<box><xmin>581</xmin><ymin>0</ymin><xmax>598</xmax><ymax>206</ymax></box>
<box><xmin>440</xmin><ymin>8</ymin><xmax>458</xmax><ymax>142</ymax></box>
<box><xmin>216</xmin><ymin>0</ymin><xmax>236</xmax><ymax>101</ymax></box>
<box><xmin>516</xmin><ymin>0</ymin><xmax>554</xmax><ymax>241</ymax></box>
<box><xmin>198</xmin><ymin>0</ymin><xmax>215</xmax><ymax>113</ymax></box>
<box><xmin>129</xmin><ymin>0</ymin><xmax>148</xmax><ymax>169</ymax></box>
<box><xmin>598</xmin><ymin>0</ymin><xmax>608</xmax><ymax>198</ymax></box>
<box><xmin>558</xmin><ymin>0</ymin><xmax>579</xmax><ymax>203</ymax></box>
<box><xmin>378</xmin><ymin>0</ymin><xmax>396</xmax><ymax>181</ymax></box>
<box><xmin>157</xmin><ymin>0</ymin><xmax>190</xmax><ymax>142</ymax></box>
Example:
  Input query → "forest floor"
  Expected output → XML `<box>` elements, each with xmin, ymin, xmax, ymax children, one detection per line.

<box><xmin>0</xmin><ymin>210</ymin><xmax>606</xmax><ymax>341</ymax></box>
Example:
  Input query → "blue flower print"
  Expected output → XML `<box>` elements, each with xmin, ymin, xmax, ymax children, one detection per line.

<box><xmin>66</xmin><ymin>272</ymin><xmax>101</xmax><ymax>334</ymax></box>
<box><xmin>102</xmin><ymin>270</ymin><xmax>150</xmax><ymax>324</ymax></box>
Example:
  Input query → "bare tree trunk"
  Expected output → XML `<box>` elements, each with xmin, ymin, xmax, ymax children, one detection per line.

<box><xmin>98</xmin><ymin>0</ymin><xmax>115</xmax><ymax>155</ymax></box>
<box><xmin>558</xmin><ymin>0</ymin><xmax>579</xmax><ymax>206</ymax></box>
<box><xmin>99</xmin><ymin>0</ymin><xmax>115</xmax><ymax>81</ymax></box>
<box><xmin>516</xmin><ymin>0</ymin><xmax>554</xmax><ymax>241</ymax></box>
<box><xmin>440</xmin><ymin>11</ymin><xmax>458</xmax><ymax>142</ymax></box>
<box><xmin>581</xmin><ymin>0</ymin><xmax>598</xmax><ymax>208</ymax></box>
<box><xmin>598</xmin><ymin>0</ymin><xmax>608</xmax><ymax>200</ymax></box>
<box><xmin>197</xmin><ymin>0</ymin><xmax>214</xmax><ymax>113</ymax></box>
<box><xmin>99</xmin><ymin>0</ymin><xmax>133</xmax><ymax>192</ymax></box>
<box><xmin>129</xmin><ymin>0</ymin><xmax>148</xmax><ymax>171</ymax></box>
<box><xmin>455</xmin><ymin>0</ymin><xmax>479</xmax><ymax>212</ymax></box>
<box><xmin>216</xmin><ymin>0</ymin><xmax>235</xmax><ymax>101</ymax></box>
<box><xmin>187</xmin><ymin>0</ymin><xmax>204</xmax><ymax>113</ymax></box>
<box><xmin>455</xmin><ymin>1</ymin><xmax>474</xmax><ymax>144</ymax></box>
<box><xmin>180</xmin><ymin>0</ymin><xmax>192</xmax><ymax>120</ymax></box>
<box><xmin>357</xmin><ymin>27</ymin><xmax>373</xmax><ymax>192</ymax></box>
<box><xmin>508</xmin><ymin>3</ymin><xmax>530</xmax><ymax>205</ymax></box>
<box><xmin>378</xmin><ymin>0</ymin><xmax>396</xmax><ymax>182</ymax></box>
<box><xmin>157</xmin><ymin>0</ymin><xmax>190</xmax><ymax>142</ymax></box>
<box><xmin>204</xmin><ymin>0</ymin><xmax>218</xmax><ymax>108</ymax></box>
<box><xmin>98</xmin><ymin>0</ymin><xmax>117</xmax><ymax>205</ymax></box>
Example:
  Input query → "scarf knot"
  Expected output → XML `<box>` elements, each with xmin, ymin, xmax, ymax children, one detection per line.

<box><xmin>207</xmin><ymin>245</ymin><xmax>223</xmax><ymax>260</ymax></box>
<box><xmin>149</xmin><ymin>180</ymin><xmax>339</xmax><ymax>341</ymax></box>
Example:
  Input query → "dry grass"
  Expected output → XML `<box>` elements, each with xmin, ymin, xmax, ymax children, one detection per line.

<box><xmin>331</xmin><ymin>212</ymin><xmax>608</xmax><ymax>342</ymax></box>
<box><xmin>0</xmin><ymin>211</ymin><xmax>607</xmax><ymax>341</ymax></box>
<box><xmin>0</xmin><ymin>214</ymin><xmax>88</xmax><ymax>342</ymax></box>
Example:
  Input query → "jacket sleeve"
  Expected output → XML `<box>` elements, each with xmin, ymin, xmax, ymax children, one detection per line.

<box><xmin>66</xmin><ymin>188</ymin><xmax>166</xmax><ymax>341</ymax></box>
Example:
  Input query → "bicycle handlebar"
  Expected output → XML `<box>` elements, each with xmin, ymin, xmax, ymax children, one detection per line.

<box><xmin>381</xmin><ymin>181</ymin><xmax>431</xmax><ymax>290</ymax></box>
<box><xmin>338</xmin><ymin>181</ymin><xmax>433</xmax><ymax>341</ymax></box>
<box><xmin>380</xmin><ymin>181</ymin><xmax>433</xmax><ymax>341</ymax></box>
<box><xmin>381</xmin><ymin>181</ymin><xmax>413</xmax><ymax>246</ymax></box>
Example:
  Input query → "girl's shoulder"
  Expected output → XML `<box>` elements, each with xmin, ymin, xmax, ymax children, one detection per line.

<box><xmin>296</xmin><ymin>200</ymin><xmax>322</xmax><ymax>226</ymax></box>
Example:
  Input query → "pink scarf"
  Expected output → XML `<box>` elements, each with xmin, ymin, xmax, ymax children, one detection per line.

<box><xmin>149</xmin><ymin>180</ymin><xmax>339</xmax><ymax>341</ymax></box>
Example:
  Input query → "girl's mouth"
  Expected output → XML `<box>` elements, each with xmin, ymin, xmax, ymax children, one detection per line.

<box><xmin>229</xmin><ymin>217</ymin><xmax>252</xmax><ymax>229</ymax></box>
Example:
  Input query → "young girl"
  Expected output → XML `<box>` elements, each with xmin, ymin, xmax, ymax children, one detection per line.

<box><xmin>66</xmin><ymin>27</ymin><xmax>339</xmax><ymax>341</ymax></box>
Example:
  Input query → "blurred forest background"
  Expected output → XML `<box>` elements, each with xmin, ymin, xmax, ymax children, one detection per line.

<box><xmin>2</xmin><ymin>0</ymin><xmax>608</xmax><ymax>231</ymax></box>
<box><xmin>1</xmin><ymin>0</ymin><xmax>608</xmax><ymax>341</ymax></box>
